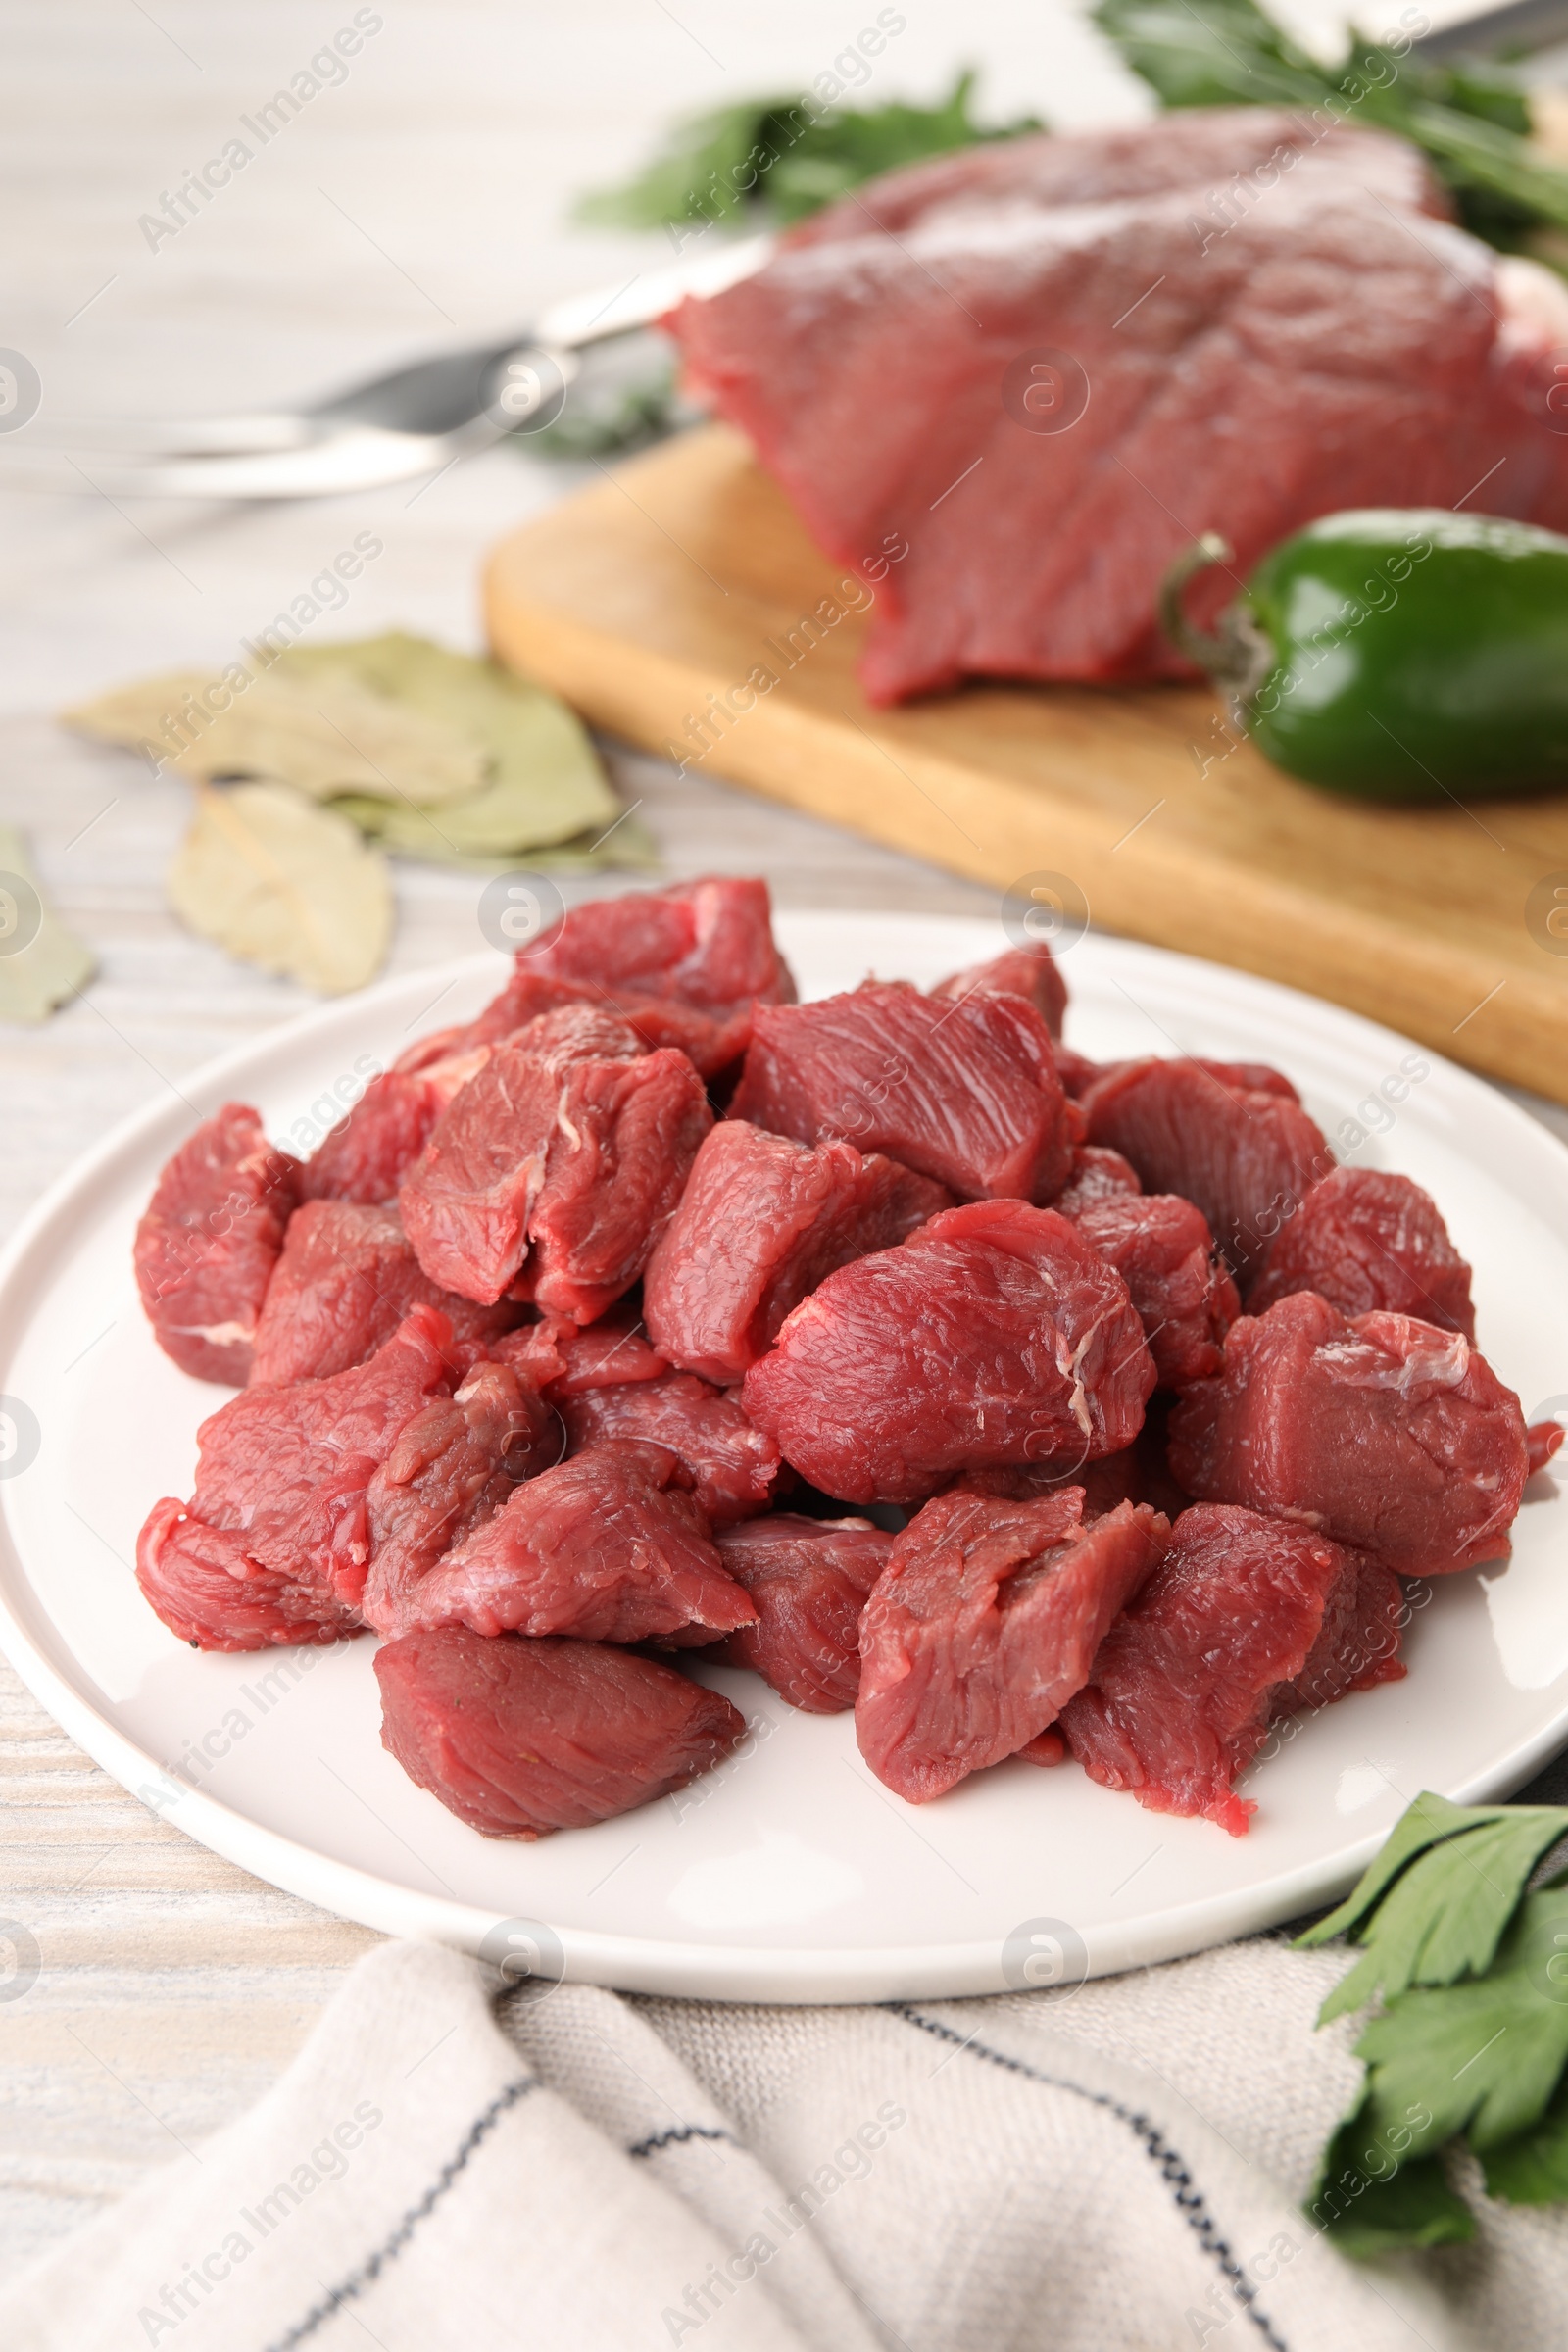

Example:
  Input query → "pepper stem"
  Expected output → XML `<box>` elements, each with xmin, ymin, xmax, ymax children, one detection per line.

<box><xmin>1158</xmin><ymin>533</ymin><xmax>1273</xmax><ymax>697</ymax></box>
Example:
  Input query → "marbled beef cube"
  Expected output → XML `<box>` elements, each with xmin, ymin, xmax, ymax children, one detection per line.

<box><xmin>1084</xmin><ymin>1057</ymin><xmax>1332</xmax><ymax>1284</ymax></box>
<box><xmin>556</xmin><ymin>1368</ymin><xmax>780</xmax><ymax>1528</ymax></box>
<box><xmin>136</xmin><ymin>1306</ymin><xmax>534</xmax><ymax>1644</ymax></box>
<box><xmin>710</xmin><ymin>1513</ymin><xmax>894</xmax><ymax>1713</ymax></box>
<box><xmin>742</xmin><ymin>1200</ymin><xmax>1155</xmax><ymax>1505</ymax></box>
<box><xmin>134</xmin><ymin>1102</ymin><xmax>299</xmax><ymax>1385</ymax></box>
<box><xmin>367</xmin><ymin>1437</ymin><xmax>754</xmax><ymax>1646</ymax></box>
<box><xmin>249</xmin><ymin>1199</ymin><xmax>519</xmax><ymax>1387</ymax></box>
<box><xmin>931</xmin><ymin>943</ymin><xmax>1066</xmax><ymax>1039</ymax></box>
<box><xmin>376</xmin><ymin>1627</ymin><xmax>746</xmax><ymax>1838</ymax></box>
<box><xmin>1248</xmin><ymin>1166</ymin><xmax>1475</xmax><ymax>1335</ymax></box>
<box><xmin>1168</xmin><ymin>1292</ymin><xmax>1530</xmax><ymax>1576</ymax></box>
<box><xmin>400</xmin><ymin>1004</ymin><xmax>711</xmax><ymax>1315</ymax></box>
<box><xmin>644</xmin><ymin>1118</ymin><xmax>951</xmax><ymax>1385</ymax></box>
<box><xmin>729</xmin><ymin>982</ymin><xmax>1072</xmax><ymax>1204</ymax></box>
<box><xmin>1060</xmin><ymin>1502</ymin><xmax>1405</xmax><ymax>1835</ymax></box>
<box><xmin>1069</xmin><ymin>1193</ymin><xmax>1240</xmax><ymax>1389</ymax></box>
<box><xmin>857</xmin><ymin>1489</ymin><xmax>1170</xmax><ymax>1801</ymax></box>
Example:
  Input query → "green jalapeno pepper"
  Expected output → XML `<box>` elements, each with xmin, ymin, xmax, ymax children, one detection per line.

<box><xmin>1160</xmin><ymin>510</ymin><xmax>1568</xmax><ymax>802</ymax></box>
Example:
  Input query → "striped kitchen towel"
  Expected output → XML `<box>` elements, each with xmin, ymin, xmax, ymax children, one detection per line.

<box><xmin>0</xmin><ymin>1931</ymin><xmax>1552</xmax><ymax>2351</ymax></box>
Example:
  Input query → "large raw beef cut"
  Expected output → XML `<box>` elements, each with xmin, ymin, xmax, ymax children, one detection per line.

<box><xmin>249</xmin><ymin>1200</ymin><xmax>518</xmax><ymax>1387</ymax></box>
<box><xmin>368</xmin><ymin>1437</ymin><xmax>754</xmax><ymax>1645</ymax></box>
<box><xmin>376</xmin><ymin>1626</ymin><xmax>746</xmax><ymax>1838</ymax></box>
<box><xmin>1168</xmin><ymin>1292</ymin><xmax>1531</xmax><ymax>1576</ymax></box>
<box><xmin>1060</xmin><ymin>1502</ymin><xmax>1404</xmax><ymax>1835</ymax></box>
<box><xmin>1248</xmin><ymin>1167</ymin><xmax>1475</xmax><ymax>1336</ymax></box>
<box><xmin>399</xmin><ymin>1004</ymin><xmax>711</xmax><ymax>1315</ymax></box>
<box><xmin>134</xmin><ymin>1103</ymin><xmax>299</xmax><ymax>1385</ymax></box>
<box><xmin>668</xmin><ymin>109</ymin><xmax>1568</xmax><ymax>698</ymax></box>
<box><xmin>743</xmin><ymin>1200</ymin><xmax>1155</xmax><ymax>1504</ymax></box>
<box><xmin>857</xmin><ymin>1488</ymin><xmax>1170</xmax><ymax>1800</ymax></box>
<box><xmin>710</xmin><ymin>1513</ymin><xmax>894</xmax><ymax>1712</ymax></box>
<box><xmin>643</xmin><ymin>1118</ymin><xmax>951</xmax><ymax>1384</ymax></box>
<box><xmin>730</xmin><ymin>983</ymin><xmax>1073</xmax><ymax>1202</ymax></box>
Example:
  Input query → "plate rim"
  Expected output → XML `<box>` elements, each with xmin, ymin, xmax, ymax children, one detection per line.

<box><xmin>3</xmin><ymin>912</ymin><xmax>1567</xmax><ymax>2002</ymax></box>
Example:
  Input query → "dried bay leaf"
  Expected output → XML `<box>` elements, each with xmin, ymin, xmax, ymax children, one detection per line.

<box><xmin>276</xmin><ymin>632</ymin><xmax>620</xmax><ymax>849</ymax></box>
<box><xmin>168</xmin><ymin>782</ymin><xmax>392</xmax><ymax>995</ymax></box>
<box><xmin>68</xmin><ymin>667</ymin><xmax>484</xmax><ymax>805</ymax></box>
<box><xmin>62</xmin><ymin>671</ymin><xmax>227</xmax><ymax>769</ymax></box>
<box><xmin>334</xmin><ymin>794</ymin><xmax>661</xmax><ymax>871</ymax></box>
<box><xmin>0</xmin><ymin>823</ymin><xmax>95</xmax><ymax>1024</ymax></box>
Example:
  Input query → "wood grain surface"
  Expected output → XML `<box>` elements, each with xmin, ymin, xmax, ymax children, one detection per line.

<box><xmin>486</xmin><ymin>424</ymin><xmax>1568</xmax><ymax>1104</ymax></box>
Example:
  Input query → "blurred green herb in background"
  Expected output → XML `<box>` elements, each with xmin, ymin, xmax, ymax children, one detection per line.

<box><xmin>1094</xmin><ymin>0</ymin><xmax>1568</xmax><ymax>256</ymax></box>
<box><xmin>575</xmin><ymin>68</ymin><xmax>1040</xmax><ymax>234</ymax></box>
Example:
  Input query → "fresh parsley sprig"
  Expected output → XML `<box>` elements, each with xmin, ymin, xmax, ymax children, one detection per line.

<box><xmin>1298</xmin><ymin>1792</ymin><xmax>1568</xmax><ymax>2254</ymax></box>
<box><xmin>1093</xmin><ymin>0</ymin><xmax>1568</xmax><ymax>252</ymax></box>
<box><xmin>574</xmin><ymin>70</ymin><xmax>1040</xmax><ymax>234</ymax></box>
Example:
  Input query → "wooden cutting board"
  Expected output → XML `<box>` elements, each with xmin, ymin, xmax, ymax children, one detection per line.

<box><xmin>485</xmin><ymin>423</ymin><xmax>1568</xmax><ymax>1105</ymax></box>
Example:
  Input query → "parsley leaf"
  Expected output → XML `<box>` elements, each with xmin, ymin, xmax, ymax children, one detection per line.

<box><xmin>1351</xmin><ymin>1886</ymin><xmax>1568</xmax><ymax>2154</ymax></box>
<box><xmin>1298</xmin><ymin>1795</ymin><xmax>1568</xmax><ymax>2023</ymax></box>
<box><xmin>1480</xmin><ymin>2069</ymin><xmax>1568</xmax><ymax>2204</ymax></box>
<box><xmin>575</xmin><ymin>72</ymin><xmax>1040</xmax><ymax>234</ymax></box>
<box><xmin>1307</xmin><ymin>2113</ymin><xmax>1473</xmax><ymax>2257</ymax></box>
<box><xmin>1300</xmin><ymin>1793</ymin><xmax>1568</xmax><ymax>2251</ymax></box>
<box><xmin>1093</xmin><ymin>0</ymin><xmax>1568</xmax><ymax>253</ymax></box>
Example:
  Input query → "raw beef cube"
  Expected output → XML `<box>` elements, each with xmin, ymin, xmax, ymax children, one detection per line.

<box><xmin>743</xmin><ymin>1200</ymin><xmax>1155</xmax><ymax>1504</ymax></box>
<box><xmin>955</xmin><ymin>1446</ymin><xmax>1144</xmax><ymax>1520</ymax></box>
<box><xmin>525</xmin><ymin>875</ymin><xmax>795</xmax><ymax>1020</ymax></box>
<box><xmin>669</xmin><ymin>110</ymin><xmax>1568</xmax><ymax>699</ymax></box>
<box><xmin>394</xmin><ymin>973</ymin><xmax>591</xmax><ymax>1073</ymax></box>
<box><xmin>932</xmin><ymin>944</ymin><xmax>1066</xmax><ymax>1039</ymax></box>
<box><xmin>558</xmin><ymin>1369</ymin><xmax>781</xmax><ymax>1527</ymax></box>
<box><xmin>400</xmin><ymin>1004</ymin><xmax>712</xmax><ymax>1314</ymax></box>
<box><xmin>1084</xmin><ymin>1057</ymin><xmax>1332</xmax><ymax>1284</ymax></box>
<box><xmin>1054</xmin><ymin>1046</ymin><xmax>1103</xmax><ymax>1100</ymax></box>
<box><xmin>710</xmin><ymin>1514</ymin><xmax>893</xmax><ymax>1712</ymax></box>
<box><xmin>956</xmin><ymin>1397</ymin><xmax>1194</xmax><ymax>1523</ymax></box>
<box><xmin>1169</xmin><ymin>1292</ymin><xmax>1530</xmax><ymax>1576</ymax></box>
<box><xmin>135</xmin><ymin>1500</ymin><xmax>364</xmax><ymax>1652</ymax></box>
<box><xmin>1530</xmin><ymin>1420</ymin><xmax>1566</xmax><ymax>1476</ymax></box>
<box><xmin>857</xmin><ymin>1490</ymin><xmax>1170</xmax><ymax>1801</ymax></box>
<box><xmin>537</xmin><ymin>1299</ymin><xmax>671</xmax><ymax>1394</ymax></box>
<box><xmin>492</xmin><ymin>1300</ymin><xmax>670</xmax><ymax>1400</ymax></box>
<box><xmin>1059</xmin><ymin>1503</ymin><xmax>1404</xmax><ymax>1836</ymax></box>
<box><xmin>249</xmin><ymin>1200</ymin><xmax>519</xmax><ymax>1387</ymax></box>
<box><xmin>729</xmin><ymin>982</ymin><xmax>1073</xmax><ymax>1203</ymax></box>
<box><xmin>1248</xmin><ymin>1167</ymin><xmax>1475</xmax><ymax>1337</ymax></box>
<box><xmin>1054</xmin><ymin>1146</ymin><xmax>1142</xmax><ymax>1216</ymax></box>
<box><xmin>426</xmin><ymin>875</ymin><xmax>799</xmax><ymax>1079</ymax></box>
<box><xmin>297</xmin><ymin>1072</ymin><xmax>442</xmax><ymax>1206</ymax></box>
<box><xmin>1070</xmin><ymin>1193</ymin><xmax>1240</xmax><ymax>1388</ymax></box>
<box><xmin>134</xmin><ymin>1103</ymin><xmax>300</xmax><ymax>1385</ymax></box>
<box><xmin>376</xmin><ymin>1626</ymin><xmax>746</xmax><ymax>1838</ymax></box>
<box><xmin>141</xmin><ymin>1306</ymin><xmax>455</xmax><ymax>1621</ymax></box>
<box><xmin>1196</xmin><ymin>1060</ymin><xmax>1301</xmax><ymax>1103</ymax></box>
<box><xmin>370</xmin><ymin>1438</ymin><xmax>754</xmax><ymax>1644</ymax></box>
<box><xmin>644</xmin><ymin>1119</ymin><xmax>952</xmax><ymax>1384</ymax></box>
<box><xmin>360</xmin><ymin>1360</ymin><xmax>553</xmax><ymax>1623</ymax></box>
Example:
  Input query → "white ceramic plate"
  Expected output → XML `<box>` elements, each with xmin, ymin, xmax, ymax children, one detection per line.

<box><xmin>3</xmin><ymin>911</ymin><xmax>1567</xmax><ymax>2003</ymax></box>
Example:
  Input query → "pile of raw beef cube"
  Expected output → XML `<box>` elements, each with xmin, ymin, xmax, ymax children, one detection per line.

<box><xmin>130</xmin><ymin>879</ymin><xmax>1559</xmax><ymax>1838</ymax></box>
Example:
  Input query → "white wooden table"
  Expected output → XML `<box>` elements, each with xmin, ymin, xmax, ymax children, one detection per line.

<box><xmin>2</xmin><ymin>0</ymin><xmax>1563</xmax><ymax>2287</ymax></box>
